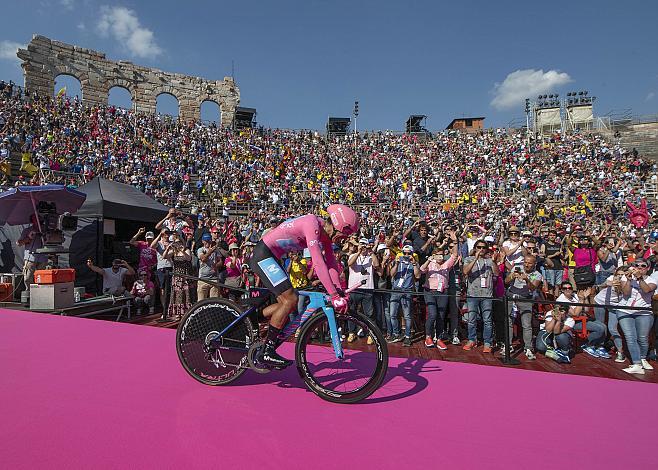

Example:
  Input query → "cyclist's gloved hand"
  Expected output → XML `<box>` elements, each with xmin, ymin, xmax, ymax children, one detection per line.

<box><xmin>331</xmin><ymin>293</ymin><xmax>348</xmax><ymax>313</ymax></box>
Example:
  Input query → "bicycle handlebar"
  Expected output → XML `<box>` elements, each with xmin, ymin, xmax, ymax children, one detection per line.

<box><xmin>298</xmin><ymin>280</ymin><xmax>366</xmax><ymax>298</ymax></box>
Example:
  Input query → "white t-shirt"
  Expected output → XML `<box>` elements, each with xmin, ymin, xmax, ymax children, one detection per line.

<box><xmin>540</xmin><ymin>309</ymin><xmax>575</xmax><ymax>331</ymax></box>
<box><xmin>102</xmin><ymin>267</ymin><xmax>127</xmax><ymax>293</ymax></box>
<box><xmin>503</xmin><ymin>240</ymin><xmax>524</xmax><ymax>267</ymax></box>
<box><xmin>622</xmin><ymin>272</ymin><xmax>658</xmax><ymax>314</ymax></box>
<box><xmin>348</xmin><ymin>254</ymin><xmax>374</xmax><ymax>290</ymax></box>
<box><xmin>594</xmin><ymin>275</ymin><xmax>627</xmax><ymax>307</ymax></box>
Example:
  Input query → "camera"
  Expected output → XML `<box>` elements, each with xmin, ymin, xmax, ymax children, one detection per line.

<box><xmin>514</xmin><ymin>266</ymin><xmax>522</xmax><ymax>273</ymax></box>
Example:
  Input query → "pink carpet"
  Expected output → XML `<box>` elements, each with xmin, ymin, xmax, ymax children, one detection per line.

<box><xmin>0</xmin><ymin>309</ymin><xmax>654</xmax><ymax>469</ymax></box>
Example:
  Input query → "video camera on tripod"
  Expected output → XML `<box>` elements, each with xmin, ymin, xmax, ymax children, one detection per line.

<box><xmin>35</xmin><ymin>201</ymin><xmax>78</xmax><ymax>252</ymax></box>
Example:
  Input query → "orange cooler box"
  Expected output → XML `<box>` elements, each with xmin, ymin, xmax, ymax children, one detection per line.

<box><xmin>34</xmin><ymin>269</ymin><xmax>76</xmax><ymax>284</ymax></box>
<box><xmin>0</xmin><ymin>282</ymin><xmax>12</xmax><ymax>302</ymax></box>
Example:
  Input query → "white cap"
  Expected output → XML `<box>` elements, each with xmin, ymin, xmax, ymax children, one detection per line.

<box><xmin>377</xmin><ymin>243</ymin><xmax>387</xmax><ymax>252</ymax></box>
<box><xmin>484</xmin><ymin>236</ymin><xmax>495</xmax><ymax>243</ymax></box>
<box><xmin>402</xmin><ymin>244</ymin><xmax>414</xmax><ymax>253</ymax></box>
<box><xmin>358</xmin><ymin>237</ymin><xmax>369</xmax><ymax>244</ymax></box>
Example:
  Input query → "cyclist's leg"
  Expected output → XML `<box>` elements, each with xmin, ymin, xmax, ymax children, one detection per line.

<box><xmin>249</xmin><ymin>241</ymin><xmax>296</xmax><ymax>368</ymax></box>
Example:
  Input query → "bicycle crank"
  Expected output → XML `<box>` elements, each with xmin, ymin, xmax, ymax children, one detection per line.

<box><xmin>247</xmin><ymin>341</ymin><xmax>272</xmax><ymax>374</ymax></box>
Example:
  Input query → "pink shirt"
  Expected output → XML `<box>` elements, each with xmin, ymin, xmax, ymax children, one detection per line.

<box><xmin>262</xmin><ymin>214</ymin><xmax>342</xmax><ymax>295</ymax></box>
<box><xmin>573</xmin><ymin>248</ymin><xmax>597</xmax><ymax>269</ymax></box>
<box><xmin>421</xmin><ymin>254</ymin><xmax>456</xmax><ymax>292</ymax></box>
<box><xmin>224</xmin><ymin>256</ymin><xmax>243</xmax><ymax>278</ymax></box>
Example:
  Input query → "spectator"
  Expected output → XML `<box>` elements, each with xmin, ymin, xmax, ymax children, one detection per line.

<box><xmin>87</xmin><ymin>258</ymin><xmax>135</xmax><ymax>295</ymax></box>
<box><xmin>420</xmin><ymin>242</ymin><xmax>457</xmax><ymax>349</ymax></box>
<box><xmin>129</xmin><ymin>228</ymin><xmax>158</xmax><ymax>273</ymax></box>
<box><xmin>619</xmin><ymin>260</ymin><xmax>657</xmax><ymax>374</ymax></box>
<box><xmin>197</xmin><ymin>233</ymin><xmax>222</xmax><ymax>300</ymax></box>
<box><xmin>131</xmin><ymin>269</ymin><xmax>155</xmax><ymax>315</ymax></box>
<box><xmin>502</xmin><ymin>225</ymin><xmax>524</xmax><ymax>270</ymax></box>
<box><xmin>163</xmin><ymin>234</ymin><xmax>192</xmax><ymax>321</ymax></box>
<box><xmin>153</xmin><ymin>229</ymin><xmax>174</xmax><ymax>313</ymax></box>
<box><xmin>388</xmin><ymin>244</ymin><xmax>420</xmax><ymax>346</ymax></box>
<box><xmin>505</xmin><ymin>255</ymin><xmax>542</xmax><ymax>359</ymax></box>
<box><xmin>535</xmin><ymin>304</ymin><xmax>573</xmax><ymax>363</ymax></box>
<box><xmin>346</xmin><ymin>237</ymin><xmax>381</xmax><ymax>343</ymax></box>
<box><xmin>224</xmin><ymin>242</ymin><xmax>244</xmax><ymax>300</ymax></box>
<box><xmin>463</xmin><ymin>239</ymin><xmax>499</xmax><ymax>352</ymax></box>
<box><xmin>16</xmin><ymin>214</ymin><xmax>47</xmax><ymax>290</ymax></box>
<box><xmin>541</xmin><ymin>229</ymin><xmax>564</xmax><ymax>298</ymax></box>
<box><xmin>556</xmin><ymin>283</ymin><xmax>608</xmax><ymax>358</ymax></box>
<box><xmin>594</xmin><ymin>266</ymin><xmax>631</xmax><ymax>363</ymax></box>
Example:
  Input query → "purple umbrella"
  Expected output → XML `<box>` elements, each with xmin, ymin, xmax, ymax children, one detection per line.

<box><xmin>0</xmin><ymin>185</ymin><xmax>87</xmax><ymax>227</ymax></box>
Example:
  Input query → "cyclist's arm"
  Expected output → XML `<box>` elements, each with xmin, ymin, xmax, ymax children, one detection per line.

<box><xmin>304</xmin><ymin>229</ymin><xmax>341</xmax><ymax>295</ymax></box>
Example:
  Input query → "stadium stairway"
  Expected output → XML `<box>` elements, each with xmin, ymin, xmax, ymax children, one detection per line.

<box><xmin>617</xmin><ymin>122</ymin><xmax>658</xmax><ymax>161</ymax></box>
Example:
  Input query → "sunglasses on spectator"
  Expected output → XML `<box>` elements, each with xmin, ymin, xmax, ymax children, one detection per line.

<box><xmin>475</xmin><ymin>245</ymin><xmax>487</xmax><ymax>249</ymax></box>
<box><xmin>561</xmin><ymin>285</ymin><xmax>573</xmax><ymax>290</ymax></box>
<box><xmin>634</xmin><ymin>263</ymin><xmax>648</xmax><ymax>268</ymax></box>
<box><xmin>509</xmin><ymin>231</ymin><xmax>519</xmax><ymax>235</ymax></box>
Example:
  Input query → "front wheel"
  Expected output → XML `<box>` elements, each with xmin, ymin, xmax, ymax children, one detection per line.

<box><xmin>295</xmin><ymin>312</ymin><xmax>388</xmax><ymax>404</ymax></box>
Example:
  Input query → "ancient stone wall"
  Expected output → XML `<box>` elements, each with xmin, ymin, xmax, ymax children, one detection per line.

<box><xmin>17</xmin><ymin>35</ymin><xmax>240</xmax><ymax>126</ymax></box>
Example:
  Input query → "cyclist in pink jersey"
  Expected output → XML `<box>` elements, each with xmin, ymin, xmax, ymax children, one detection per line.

<box><xmin>250</xmin><ymin>204</ymin><xmax>359</xmax><ymax>368</ymax></box>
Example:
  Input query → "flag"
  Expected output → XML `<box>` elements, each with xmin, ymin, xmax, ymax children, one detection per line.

<box><xmin>56</xmin><ymin>87</ymin><xmax>67</xmax><ymax>99</ymax></box>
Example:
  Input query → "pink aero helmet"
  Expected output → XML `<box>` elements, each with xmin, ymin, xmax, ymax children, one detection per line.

<box><xmin>327</xmin><ymin>204</ymin><xmax>359</xmax><ymax>236</ymax></box>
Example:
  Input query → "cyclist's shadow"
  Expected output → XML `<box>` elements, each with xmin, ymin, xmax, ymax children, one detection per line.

<box><xmin>233</xmin><ymin>354</ymin><xmax>441</xmax><ymax>403</ymax></box>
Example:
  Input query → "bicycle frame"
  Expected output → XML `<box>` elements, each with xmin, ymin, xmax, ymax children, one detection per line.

<box><xmin>207</xmin><ymin>289</ymin><xmax>345</xmax><ymax>360</ymax></box>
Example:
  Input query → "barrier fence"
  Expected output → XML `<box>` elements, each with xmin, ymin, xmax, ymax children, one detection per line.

<box><xmin>164</xmin><ymin>271</ymin><xmax>655</xmax><ymax>367</ymax></box>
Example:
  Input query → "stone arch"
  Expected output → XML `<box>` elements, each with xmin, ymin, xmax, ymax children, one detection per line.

<box><xmin>17</xmin><ymin>35</ymin><xmax>240</xmax><ymax>124</ymax></box>
<box><xmin>200</xmin><ymin>99</ymin><xmax>222</xmax><ymax>125</ymax></box>
<box><xmin>53</xmin><ymin>73</ymin><xmax>82</xmax><ymax>100</ymax></box>
<box><xmin>108</xmin><ymin>84</ymin><xmax>134</xmax><ymax>110</ymax></box>
<box><xmin>156</xmin><ymin>92</ymin><xmax>180</xmax><ymax>117</ymax></box>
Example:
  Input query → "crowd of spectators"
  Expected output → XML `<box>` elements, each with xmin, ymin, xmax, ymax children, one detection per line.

<box><xmin>2</xmin><ymin>80</ymin><xmax>657</xmax><ymax>374</ymax></box>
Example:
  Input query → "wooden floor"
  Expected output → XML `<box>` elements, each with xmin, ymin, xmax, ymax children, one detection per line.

<box><xmin>125</xmin><ymin>311</ymin><xmax>658</xmax><ymax>385</ymax></box>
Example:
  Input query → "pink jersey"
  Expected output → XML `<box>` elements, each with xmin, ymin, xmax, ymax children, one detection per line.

<box><xmin>262</xmin><ymin>214</ymin><xmax>342</xmax><ymax>295</ymax></box>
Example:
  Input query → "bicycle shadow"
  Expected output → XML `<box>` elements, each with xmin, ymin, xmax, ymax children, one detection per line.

<box><xmin>233</xmin><ymin>353</ymin><xmax>441</xmax><ymax>404</ymax></box>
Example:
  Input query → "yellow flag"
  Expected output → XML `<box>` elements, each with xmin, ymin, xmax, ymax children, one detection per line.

<box><xmin>56</xmin><ymin>87</ymin><xmax>67</xmax><ymax>99</ymax></box>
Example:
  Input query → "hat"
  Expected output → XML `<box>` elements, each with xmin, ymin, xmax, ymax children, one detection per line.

<box><xmin>377</xmin><ymin>243</ymin><xmax>387</xmax><ymax>252</ymax></box>
<box><xmin>210</xmin><ymin>227</ymin><xmax>219</xmax><ymax>233</ymax></box>
<box><xmin>145</xmin><ymin>231</ymin><xmax>155</xmax><ymax>239</ymax></box>
<box><xmin>402</xmin><ymin>244</ymin><xmax>414</xmax><ymax>253</ymax></box>
<box><xmin>484</xmin><ymin>235</ymin><xmax>495</xmax><ymax>243</ymax></box>
<box><xmin>508</xmin><ymin>226</ymin><xmax>519</xmax><ymax>233</ymax></box>
<box><xmin>358</xmin><ymin>237</ymin><xmax>369</xmax><ymax>244</ymax></box>
<box><xmin>522</xmin><ymin>230</ymin><xmax>533</xmax><ymax>236</ymax></box>
<box><xmin>228</xmin><ymin>242</ymin><xmax>240</xmax><ymax>250</ymax></box>
<box><xmin>201</xmin><ymin>233</ymin><xmax>212</xmax><ymax>241</ymax></box>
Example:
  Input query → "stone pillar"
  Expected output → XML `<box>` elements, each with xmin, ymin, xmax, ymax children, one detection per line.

<box><xmin>21</xmin><ymin>62</ymin><xmax>53</xmax><ymax>99</ymax></box>
<box><xmin>81</xmin><ymin>78</ymin><xmax>107</xmax><ymax>107</ymax></box>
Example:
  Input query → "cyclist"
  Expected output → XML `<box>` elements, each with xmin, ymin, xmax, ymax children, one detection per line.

<box><xmin>250</xmin><ymin>204</ymin><xmax>359</xmax><ymax>368</ymax></box>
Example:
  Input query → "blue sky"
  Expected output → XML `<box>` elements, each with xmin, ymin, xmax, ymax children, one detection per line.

<box><xmin>1</xmin><ymin>0</ymin><xmax>657</xmax><ymax>130</ymax></box>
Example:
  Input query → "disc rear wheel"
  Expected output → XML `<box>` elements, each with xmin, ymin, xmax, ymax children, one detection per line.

<box><xmin>176</xmin><ymin>298</ymin><xmax>254</xmax><ymax>385</ymax></box>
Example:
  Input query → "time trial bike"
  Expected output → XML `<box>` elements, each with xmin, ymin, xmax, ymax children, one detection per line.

<box><xmin>176</xmin><ymin>282</ymin><xmax>388</xmax><ymax>404</ymax></box>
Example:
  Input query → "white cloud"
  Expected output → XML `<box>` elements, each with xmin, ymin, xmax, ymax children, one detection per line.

<box><xmin>77</xmin><ymin>22</ymin><xmax>86</xmax><ymax>31</ymax></box>
<box><xmin>647</xmin><ymin>92</ymin><xmax>655</xmax><ymax>101</ymax></box>
<box><xmin>96</xmin><ymin>6</ymin><xmax>162</xmax><ymax>59</ymax></box>
<box><xmin>490</xmin><ymin>69</ymin><xmax>572</xmax><ymax>110</ymax></box>
<box><xmin>60</xmin><ymin>0</ymin><xmax>74</xmax><ymax>10</ymax></box>
<box><xmin>0</xmin><ymin>40</ymin><xmax>24</xmax><ymax>62</ymax></box>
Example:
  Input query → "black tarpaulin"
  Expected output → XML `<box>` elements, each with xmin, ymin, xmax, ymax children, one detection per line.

<box><xmin>76</xmin><ymin>177</ymin><xmax>169</xmax><ymax>223</ymax></box>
